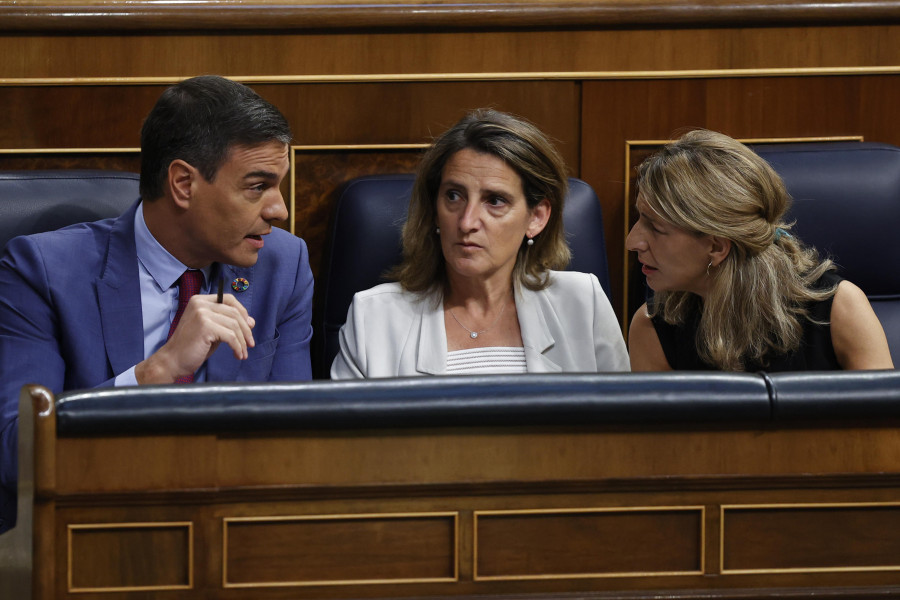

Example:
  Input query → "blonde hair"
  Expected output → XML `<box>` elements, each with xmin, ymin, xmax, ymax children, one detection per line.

<box><xmin>391</xmin><ymin>109</ymin><xmax>571</xmax><ymax>294</ymax></box>
<box><xmin>637</xmin><ymin>129</ymin><xmax>836</xmax><ymax>371</ymax></box>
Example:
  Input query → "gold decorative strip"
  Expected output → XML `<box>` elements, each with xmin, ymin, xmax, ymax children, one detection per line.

<box><xmin>473</xmin><ymin>505</ymin><xmax>705</xmax><ymax>581</ymax></box>
<box><xmin>67</xmin><ymin>521</ymin><xmax>193</xmax><ymax>593</ymax></box>
<box><xmin>720</xmin><ymin>501</ymin><xmax>900</xmax><ymax>575</ymax></box>
<box><xmin>3</xmin><ymin>66</ymin><xmax>900</xmax><ymax>87</ymax></box>
<box><xmin>0</xmin><ymin>148</ymin><xmax>139</xmax><ymax>154</ymax></box>
<box><xmin>293</xmin><ymin>143</ymin><xmax>429</xmax><ymax>151</ymax></box>
<box><xmin>222</xmin><ymin>511</ymin><xmax>458</xmax><ymax>588</ymax></box>
<box><xmin>621</xmin><ymin>135</ymin><xmax>865</xmax><ymax>333</ymax></box>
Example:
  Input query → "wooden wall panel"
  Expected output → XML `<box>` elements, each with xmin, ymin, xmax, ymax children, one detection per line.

<box><xmin>224</xmin><ymin>514</ymin><xmax>456</xmax><ymax>586</ymax></box>
<box><xmin>0</xmin><ymin>153</ymin><xmax>139</xmax><ymax>173</ymax></box>
<box><xmin>68</xmin><ymin>522</ymin><xmax>192</xmax><ymax>592</ymax></box>
<box><xmin>474</xmin><ymin>508</ymin><xmax>703</xmax><ymax>579</ymax></box>
<box><xmin>4</xmin><ymin>26</ymin><xmax>900</xmax><ymax>80</ymax></box>
<box><xmin>33</xmin><ymin>408</ymin><xmax>900</xmax><ymax>599</ymax></box>
<box><xmin>722</xmin><ymin>504</ymin><xmax>900</xmax><ymax>573</ymax></box>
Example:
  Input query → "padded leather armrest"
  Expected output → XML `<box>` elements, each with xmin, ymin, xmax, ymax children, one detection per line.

<box><xmin>766</xmin><ymin>370</ymin><xmax>900</xmax><ymax>420</ymax></box>
<box><xmin>56</xmin><ymin>373</ymin><xmax>770</xmax><ymax>435</ymax></box>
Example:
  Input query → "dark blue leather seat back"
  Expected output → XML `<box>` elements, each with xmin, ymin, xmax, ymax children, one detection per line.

<box><xmin>314</xmin><ymin>174</ymin><xmax>610</xmax><ymax>378</ymax></box>
<box><xmin>0</xmin><ymin>170</ymin><xmax>140</xmax><ymax>252</ymax></box>
<box><xmin>753</xmin><ymin>142</ymin><xmax>900</xmax><ymax>364</ymax></box>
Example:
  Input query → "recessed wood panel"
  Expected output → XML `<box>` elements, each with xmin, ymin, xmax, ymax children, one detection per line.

<box><xmin>67</xmin><ymin>522</ymin><xmax>192</xmax><ymax>592</ymax></box>
<box><xmin>722</xmin><ymin>504</ymin><xmax>900</xmax><ymax>573</ymax></box>
<box><xmin>4</xmin><ymin>26</ymin><xmax>900</xmax><ymax>80</ymax></box>
<box><xmin>475</xmin><ymin>507</ymin><xmax>703</xmax><ymax>579</ymax></box>
<box><xmin>224</xmin><ymin>513</ymin><xmax>457</xmax><ymax>587</ymax></box>
<box><xmin>0</xmin><ymin>151</ymin><xmax>140</xmax><ymax>172</ymax></box>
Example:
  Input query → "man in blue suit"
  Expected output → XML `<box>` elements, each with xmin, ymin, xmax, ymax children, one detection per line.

<box><xmin>0</xmin><ymin>75</ymin><xmax>314</xmax><ymax>533</ymax></box>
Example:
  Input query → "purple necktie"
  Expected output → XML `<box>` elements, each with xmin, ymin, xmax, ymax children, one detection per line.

<box><xmin>168</xmin><ymin>270</ymin><xmax>204</xmax><ymax>383</ymax></box>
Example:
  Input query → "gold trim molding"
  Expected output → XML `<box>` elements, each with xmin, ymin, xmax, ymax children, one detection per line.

<box><xmin>3</xmin><ymin>66</ymin><xmax>900</xmax><ymax>87</ymax></box>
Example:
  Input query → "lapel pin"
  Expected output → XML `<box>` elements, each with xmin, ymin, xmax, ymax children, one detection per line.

<box><xmin>231</xmin><ymin>277</ymin><xmax>249</xmax><ymax>292</ymax></box>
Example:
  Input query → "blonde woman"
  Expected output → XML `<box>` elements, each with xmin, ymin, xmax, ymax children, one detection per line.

<box><xmin>331</xmin><ymin>109</ymin><xmax>629</xmax><ymax>378</ymax></box>
<box><xmin>626</xmin><ymin>129</ymin><xmax>893</xmax><ymax>371</ymax></box>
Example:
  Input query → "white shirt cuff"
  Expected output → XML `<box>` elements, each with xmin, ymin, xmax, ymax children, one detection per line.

<box><xmin>114</xmin><ymin>366</ymin><xmax>139</xmax><ymax>387</ymax></box>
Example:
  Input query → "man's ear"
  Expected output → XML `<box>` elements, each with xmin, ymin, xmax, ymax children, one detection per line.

<box><xmin>167</xmin><ymin>160</ymin><xmax>195</xmax><ymax>209</ymax></box>
<box><xmin>709</xmin><ymin>235</ymin><xmax>732</xmax><ymax>267</ymax></box>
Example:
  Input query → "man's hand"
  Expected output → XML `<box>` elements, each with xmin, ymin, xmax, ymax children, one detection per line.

<box><xmin>135</xmin><ymin>294</ymin><xmax>255</xmax><ymax>384</ymax></box>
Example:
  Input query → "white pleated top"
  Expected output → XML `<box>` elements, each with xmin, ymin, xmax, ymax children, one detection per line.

<box><xmin>446</xmin><ymin>346</ymin><xmax>527</xmax><ymax>374</ymax></box>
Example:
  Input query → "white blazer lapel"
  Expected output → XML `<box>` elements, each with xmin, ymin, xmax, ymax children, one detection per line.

<box><xmin>416</xmin><ymin>293</ymin><xmax>448</xmax><ymax>375</ymax></box>
<box><xmin>517</xmin><ymin>286</ymin><xmax>562</xmax><ymax>373</ymax></box>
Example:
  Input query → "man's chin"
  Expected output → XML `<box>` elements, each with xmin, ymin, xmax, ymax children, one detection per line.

<box><xmin>225</xmin><ymin>250</ymin><xmax>261</xmax><ymax>268</ymax></box>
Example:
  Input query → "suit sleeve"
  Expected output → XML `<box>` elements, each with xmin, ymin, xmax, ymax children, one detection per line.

<box><xmin>268</xmin><ymin>238</ymin><xmax>314</xmax><ymax>381</ymax></box>
<box><xmin>0</xmin><ymin>237</ymin><xmax>67</xmax><ymax>531</ymax></box>
<box><xmin>330</xmin><ymin>294</ymin><xmax>367</xmax><ymax>380</ymax></box>
<box><xmin>590</xmin><ymin>274</ymin><xmax>631</xmax><ymax>372</ymax></box>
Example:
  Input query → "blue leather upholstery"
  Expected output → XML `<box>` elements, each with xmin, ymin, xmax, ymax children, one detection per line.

<box><xmin>56</xmin><ymin>372</ymin><xmax>770</xmax><ymax>435</ymax></box>
<box><xmin>314</xmin><ymin>174</ymin><xmax>611</xmax><ymax>379</ymax></box>
<box><xmin>51</xmin><ymin>369</ymin><xmax>900</xmax><ymax>434</ymax></box>
<box><xmin>766</xmin><ymin>370</ymin><xmax>900</xmax><ymax>420</ymax></box>
<box><xmin>753</xmin><ymin>142</ymin><xmax>900</xmax><ymax>364</ymax></box>
<box><xmin>0</xmin><ymin>170</ymin><xmax>140</xmax><ymax>251</ymax></box>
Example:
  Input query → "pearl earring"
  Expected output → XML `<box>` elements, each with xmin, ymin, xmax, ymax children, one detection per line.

<box><xmin>526</xmin><ymin>237</ymin><xmax>534</xmax><ymax>246</ymax></box>
<box><xmin>436</xmin><ymin>227</ymin><xmax>440</xmax><ymax>234</ymax></box>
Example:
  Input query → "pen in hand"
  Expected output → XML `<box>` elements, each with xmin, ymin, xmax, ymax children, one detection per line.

<box><xmin>216</xmin><ymin>276</ymin><xmax>224</xmax><ymax>304</ymax></box>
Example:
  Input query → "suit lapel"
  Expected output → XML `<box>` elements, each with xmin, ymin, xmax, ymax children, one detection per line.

<box><xmin>207</xmin><ymin>263</ymin><xmax>254</xmax><ymax>381</ymax></box>
<box><xmin>416</xmin><ymin>293</ymin><xmax>447</xmax><ymax>375</ymax></box>
<box><xmin>97</xmin><ymin>203</ymin><xmax>145</xmax><ymax>377</ymax></box>
<box><xmin>517</xmin><ymin>286</ymin><xmax>561</xmax><ymax>373</ymax></box>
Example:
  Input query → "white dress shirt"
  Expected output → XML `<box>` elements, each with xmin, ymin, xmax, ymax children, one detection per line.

<box><xmin>114</xmin><ymin>203</ymin><xmax>212</xmax><ymax>385</ymax></box>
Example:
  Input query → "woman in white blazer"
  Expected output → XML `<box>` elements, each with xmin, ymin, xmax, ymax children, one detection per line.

<box><xmin>331</xmin><ymin>109</ymin><xmax>629</xmax><ymax>379</ymax></box>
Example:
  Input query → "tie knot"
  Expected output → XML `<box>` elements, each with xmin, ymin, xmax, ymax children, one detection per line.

<box><xmin>178</xmin><ymin>270</ymin><xmax>204</xmax><ymax>300</ymax></box>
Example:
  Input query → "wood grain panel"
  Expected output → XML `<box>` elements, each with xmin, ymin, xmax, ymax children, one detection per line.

<box><xmin>0</xmin><ymin>152</ymin><xmax>139</xmax><ymax>172</ymax></box>
<box><xmin>4</xmin><ymin>26</ymin><xmax>900</xmax><ymax>80</ymax></box>
<box><xmin>0</xmin><ymin>86</ymin><xmax>160</xmax><ymax>148</ymax></box>
<box><xmin>68</xmin><ymin>522</ymin><xmax>191</xmax><ymax>591</ymax></box>
<box><xmin>212</xmin><ymin>426</ymin><xmax>900</xmax><ymax>490</ymax></box>
<box><xmin>56</xmin><ymin>436</ymin><xmax>217</xmax><ymax>493</ymax></box>
<box><xmin>224</xmin><ymin>513</ymin><xmax>456</xmax><ymax>586</ymax></box>
<box><xmin>722</xmin><ymin>504</ymin><xmax>900</xmax><ymax>573</ymax></box>
<box><xmin>6</xmin><ymin>0</ymin><xmax>900</xmax><ymax>32</ymax></box>
<box><xmin>475</xmin><ymin>508</ymin><xmax>703</xmax><ymax>579</ymax></box>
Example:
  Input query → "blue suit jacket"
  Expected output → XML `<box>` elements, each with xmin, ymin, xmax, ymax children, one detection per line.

<box><xmin>0</xmin><ymin>201</ymin><xmax>314</xmax><ymax>533</ymax></box>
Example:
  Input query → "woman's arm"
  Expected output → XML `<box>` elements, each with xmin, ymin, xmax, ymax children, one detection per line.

<box><xmin>830</xmin><ymin>280</ymin><xmax>894</xmax><ymax>370</ymax></box>
<box><xmin>330</xmin><ymin>295</ymin><xmax>368</xmax><ymax>380</ymax></box>
<box><xmin>627</xmin><ymin>303</ymin><xmax>673</xmax><ymax>371</ymax></box>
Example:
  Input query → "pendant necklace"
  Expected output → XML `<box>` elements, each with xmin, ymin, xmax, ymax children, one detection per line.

<box><xmin>449</xmin><ymin>301</ymin><xmax>508</xmax><ymax>339</ymax></box>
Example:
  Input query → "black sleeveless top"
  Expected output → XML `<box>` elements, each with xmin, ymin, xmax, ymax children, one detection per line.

<box><xmin>651</xmin><ymin>272</ymin><xmax>843</xmax><ymax>372</ymax></box>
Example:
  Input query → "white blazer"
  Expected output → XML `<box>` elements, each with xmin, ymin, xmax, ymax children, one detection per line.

<box><xmin>331</xmin><ymin>271</ymin><xmax>630</xmax><ymax>379</ymax></box>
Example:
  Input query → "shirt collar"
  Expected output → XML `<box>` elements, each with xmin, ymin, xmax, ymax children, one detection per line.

<box><xmin>135</xmin><ymin>202</ymin><xmax>212</xmax><ymax>291</ymax></box>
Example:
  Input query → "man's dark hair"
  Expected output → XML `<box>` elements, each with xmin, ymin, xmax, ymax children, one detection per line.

<box><xmin>139</xmin><ymin>75</ymin><xmax>292</xmax><ymax>200</ymax></box>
